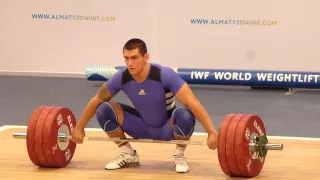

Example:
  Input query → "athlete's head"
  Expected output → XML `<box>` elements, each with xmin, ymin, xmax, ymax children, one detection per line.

<box><xmin>123</xmin><ymin>38</ymin><xmax>149</xmax><ymax>76</ymax></box>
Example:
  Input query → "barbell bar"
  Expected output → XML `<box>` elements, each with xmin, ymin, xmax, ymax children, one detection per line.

<box><xmin>12</xmin><ymin>106</ymin><xmax>284</xmax><ymax>178</ymax></box>
<box><xmin>12</xmin><ymin>132</ymin><xmax>284</xmax><ymax>150</ymax></box>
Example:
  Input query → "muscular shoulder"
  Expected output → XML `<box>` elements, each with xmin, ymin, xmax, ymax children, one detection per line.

<box><xmin>156</xmin><ymin>64</ymin><xmax>185</xmax><ymax>95</ymax></box>
<box><xmin>147</xmin><ymin>64</ymin><xmax>177</xmax><ymax>82</ymax></box>
<box><xmin>106</xmin><ymin>67</ymin><xmax>128</xmax><ymax>95</ymax></box>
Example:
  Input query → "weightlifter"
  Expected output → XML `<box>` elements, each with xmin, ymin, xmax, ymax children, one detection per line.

<box><xmin>71</xmin><ymin>38</ymin><xmax>218</xmax><ymax>173</ymax></box>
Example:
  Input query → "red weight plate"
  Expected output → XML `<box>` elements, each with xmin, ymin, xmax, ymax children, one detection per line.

<box><xmin>26</xmin><ymin>106</ymin><xmax>46</xmax><ymax>166</ymax></box>
<box><xmin>42</xmin><ymin>106</ymin><xmax>77</xmax><ymax>167</ymax></box>
<box><xmin>34</xmin><ymin>106</ymin><xmax>55</xmax><ymax>166</ymax></box>
<box><xmin>234</xmin><ymin>114</ymin><xmax>266</xmax><ymax>177</ymax></box>
<box><xmin>217</xmin><ymin>114</ymin><xmax>235</xmax><ymax>176</ymax></box>
<box><xmin>225</xmin><ymin>114</ymin><xmax>243</xmax><ymax>176</ymax></box>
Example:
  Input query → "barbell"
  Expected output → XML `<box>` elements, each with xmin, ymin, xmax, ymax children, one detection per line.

<box><xmin>12</xmin><ymin>106</ymin><xmax>284</xmax><ymax>177</ymax></box>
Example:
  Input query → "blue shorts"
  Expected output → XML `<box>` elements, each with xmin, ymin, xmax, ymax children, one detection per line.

<box><xmin>118</xmin><ymin>103</ymin><xmax>175</xmax><ymax>140</ymax></box>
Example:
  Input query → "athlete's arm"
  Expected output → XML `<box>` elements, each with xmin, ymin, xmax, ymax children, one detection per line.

<box><xmin>162</xmin><ymin>67</ymin><xmax>217</xmax><ymax>135</ymax></box>
<box><xmin>77</xmin><ymin>70</ymin><xmax>123</xmax><ymax>129</ymax></box>
<box><xmin>175</xmin><ymin>83</ymin><xmax>217</xmax><ymax>135</ymax></box>
<box><xmin>77</xmin><ymin>83</ymin><xmax>114</xmax><ymax>129</ymax></box>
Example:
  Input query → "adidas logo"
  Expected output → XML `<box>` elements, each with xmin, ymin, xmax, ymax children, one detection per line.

<box><xmin>138</xmin><ymin>89</ymin><xmax>146</xmax><ymax>95</ymax></box>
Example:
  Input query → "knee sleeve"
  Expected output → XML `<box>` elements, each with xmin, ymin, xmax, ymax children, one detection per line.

<box><xmin>96</xmin><ymin>102</ymin><xmax>120</xmax><ymax>133</ymax></box>
<box><xmin>172</xmin><ymin>107</ymin><xmax>195</xmax><ymax>138</ymax></box>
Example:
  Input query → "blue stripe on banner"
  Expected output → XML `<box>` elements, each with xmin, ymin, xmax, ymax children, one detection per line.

<box><xmin>177</xmin><ymin>69</ymin><xmax>320</xmax><ymax>88</ymax></box>
<box><xmin>85</xmin><ymin>65</ymin><xmax>320</xmax><ymax>88</ymax></box>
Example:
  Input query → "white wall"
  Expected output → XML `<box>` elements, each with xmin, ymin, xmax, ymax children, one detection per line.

<box><xmin>0</xmin><ymin>0</ymin><xmax>157</xmax><ymax>75</ymax></box>
<box><xmin>156</xmin><ymin>0</ymin><xmax>320</xmax><ymax>71</ymax></box>
<box><xmin>1</xmin><ymin>0</ymin><xmax>320</xmax><ymax>76</ymax></box>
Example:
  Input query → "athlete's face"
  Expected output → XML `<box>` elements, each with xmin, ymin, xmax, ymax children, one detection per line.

<box><xmin>123</xmin><ymin>48</ymin><xmax>149</xmax><ymax>76</ymax></box>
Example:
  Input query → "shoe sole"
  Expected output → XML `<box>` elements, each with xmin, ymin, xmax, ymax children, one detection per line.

<box><xmin>105</xmin><ymin>162</ymin><xmax>140</xmax><ymax>170</ymax></box>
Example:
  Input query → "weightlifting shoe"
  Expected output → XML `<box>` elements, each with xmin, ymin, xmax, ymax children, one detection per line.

<box><xmin>105</xmin><ymin>150</ymin><xmax>140</xmax><ymax>170</ymax></box>
<box><xmin>173</xmin><ymin>155</ymin><xmax>189</xmax><ymax>173</ymax></box>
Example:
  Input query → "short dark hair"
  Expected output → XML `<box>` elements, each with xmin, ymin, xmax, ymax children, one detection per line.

<box><xmin>123</xmin><ymin>38</ymin><xmax>148</xmax><ymax>55</ymax></box>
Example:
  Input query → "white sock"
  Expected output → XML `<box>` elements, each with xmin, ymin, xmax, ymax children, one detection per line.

<box><xmin>119</xmin><ymin>143</ymin><xmax>135</xmax><ymax>155</ymax></box>
<box><xmin>174</xmin><ymin>145</ymin><xmax>186</xmax><ymax>156</ymax></box>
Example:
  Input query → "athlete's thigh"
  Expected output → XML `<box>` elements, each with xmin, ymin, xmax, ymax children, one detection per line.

<box><xmin>118</xmin><ymin>103</ymin><xmax>154</xmax><ymax>139</ymax></box>
<box><xmin>158</xmin><ymin>107</ymin><xmax>176</xmax><ymax>141</ymax></box>
<box><xmin>159</xmin><ymin>118</ymin><xmax>174</xmax><ymax>140</ymax></box>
